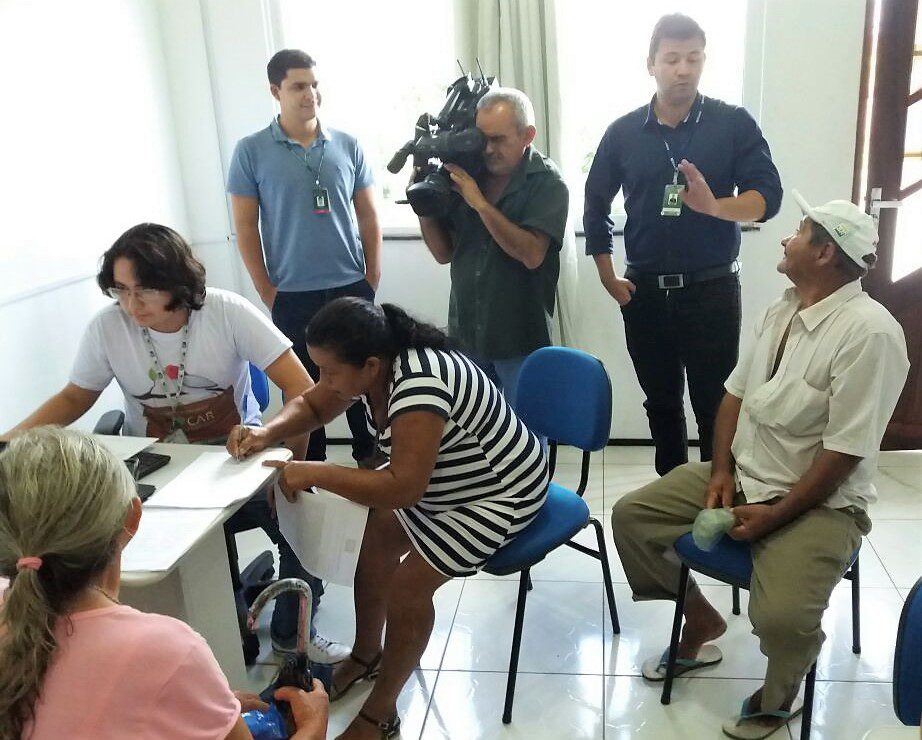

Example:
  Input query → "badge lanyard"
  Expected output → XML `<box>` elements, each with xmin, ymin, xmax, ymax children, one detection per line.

<box><xmin>142</xmin><ymin>324</ymin><xmax>190</xmax><ymax>441</ymax></box>
<box><xmin>287</xmin><ymin>139</ymin><xmax>330</xmax><ymax>214</ymax></box>
<box><xmin>660</xmin><ymin>97</ymin><xmax>704</xmax><ymax>217</ymax></box>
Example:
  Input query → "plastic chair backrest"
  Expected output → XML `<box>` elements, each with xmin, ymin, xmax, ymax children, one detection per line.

<box><xmin>249</xmin><ymin>363</ymin><xmax>270</xmax><ymax>413</ymax></box>
<box><xmin>894</xmin><ymin>575</ymin><xmax>922</xmax><ymax>725</ymax></box>
<box><xmin>515</xmin><ymin>347</ymin><xmax>612</xmax><ymax>451</ymax></box>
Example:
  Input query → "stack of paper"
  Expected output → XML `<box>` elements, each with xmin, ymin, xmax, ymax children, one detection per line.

<box><xmin>122</xmin><ymin>508</ymin><xmax>222</xmax><ymax>572</ymax></box>
<box><xmin>275</xmin><ymin>485</ymin><xmax>369</xmax><ymax>585</ymax></box>
<box><xmin>144</xmin><ymin>448</ymin><xmax>291</xmax><ymax>509</ymax></box>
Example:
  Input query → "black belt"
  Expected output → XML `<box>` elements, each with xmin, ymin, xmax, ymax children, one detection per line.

<box><xmin>624</xmin><ymin>261</ymin><xmax>740</xmax><ymax>289</ymax></box>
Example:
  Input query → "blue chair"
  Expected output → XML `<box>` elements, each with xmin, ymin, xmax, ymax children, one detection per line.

<box><xmin>893</xmin><ymin>575</ymin><xmax>922</xmax><ymax>726</ymax></box>
<box><xmin>249</xmin><ymin>363</ymin><xmax>271</xmax><ymax>412</ymax></box>
<box><xmin>482</xmin><ymin>346</ymin><xmax>620</xmax><ymax>724</ymax></box>
<box><xmin>661</xmin><ymin>533</ymin><xmax>861</xmax><ymax>740</ymax></box>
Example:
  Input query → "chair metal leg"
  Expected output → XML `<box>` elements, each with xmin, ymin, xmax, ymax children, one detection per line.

<box><xmin>662</xmin><ymin>564</ymin><xmax>690</xmax><ymax>705</ymax></box>
<box><xmin>502</xmin><ymin>568</ymin><xmax>531</xmax><ymax>724</ymax></box>
<box><xmin>731</xmin><ymin>585</ymin><xmax>741</xmax><ymax>615</ymax></box>
<box><xmin>526</xmin><ymin>573</ymin><xmax>534</xmax><ymax>592</ymax></box>
<box><xmin>850</xmin><ymin>556</ymin><xmax>861</xmax><ymax>654</ymax></box>
<box><xmin>800</xmin><ymin>662</ymin><xmax>817</xmax><ymax>740</ymax></box>
<box><xmin>590</xmin><ymin>517</ymin><xmax>620</xmax><ymax>634</ymax></box>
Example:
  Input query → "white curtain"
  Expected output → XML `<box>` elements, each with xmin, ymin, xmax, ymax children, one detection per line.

<box><xmin>453</xmin><ymin>0</ymin><xmax>582</xmax><ymax>348</ymax></box>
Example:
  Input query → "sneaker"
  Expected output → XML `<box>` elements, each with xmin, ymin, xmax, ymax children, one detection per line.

<box><xmin>307</xmin><ymin>634</ymin><xmax>351</xmax><ymax>664</ymax></box>
<box><xmin>271</xmin><ymin>631</ymin><xmax>351</xmax><ymax>665</ymax></box>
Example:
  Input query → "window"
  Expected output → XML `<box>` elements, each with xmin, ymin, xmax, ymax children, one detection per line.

<box><xmin>555</xmin><ymin>2</ymin><xmax>748</xmax><ymax>226</ymax></box>
<box><xmin>274</xmin><ymin>0</ymin><xmax>458</xmax><ymax>230</ymax></box>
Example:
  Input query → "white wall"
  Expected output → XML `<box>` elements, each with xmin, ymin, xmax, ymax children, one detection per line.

<box><xmin>2</xmin><ymin>0</ymin><xmax>867</xmax><ymax>441</ymax></box>
<box><xmin>0</xmin><ymin>0</ymin><xmax>188</xmax><ymax>431</ymax></box>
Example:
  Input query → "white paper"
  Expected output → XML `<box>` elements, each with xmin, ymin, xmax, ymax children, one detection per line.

<box><xmin>94</xmin><ymin>435</ymin><xmax>158</xmax><ymax>460</ymax></box>
<box><xmin>275</xmin><ymin>485</ymin><xmax>369</xmax><ymax>585</ymax></box>
<box><xmin>143</xmin><ymin>448</ymin><xmax>291</xmax><ymax>509</ymax></box>
<box><xmin>122</xmin><ymin>508</ymin><xmax>223</xmax><ymax>572</ymax></box>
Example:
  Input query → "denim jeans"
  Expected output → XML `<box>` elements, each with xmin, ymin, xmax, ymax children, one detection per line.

<box><xmin>467</xmin><ymin>353</ymin><xmax>528</xmax><ymax>410</ymax></box>
<box><xmin>619</xmin><ymin>274</ymin><xmax>741</xmax><ymax>476</ymax></box>
<box><xmin>271</xmin><ymin>279</ymin><xmax>376</xmax><ymax>462</ymax></box>
<box><xmin>225</xmin><ymin>490</ymin><xmax>323</xmax><ymax>640</ymax></box>
<box><xmin>468</xmin><ymin>352</ymin><xmax>549</xmax><ymax>449</ymax></box>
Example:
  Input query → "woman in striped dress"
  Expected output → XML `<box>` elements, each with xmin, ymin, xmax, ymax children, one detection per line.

<box><xmin>228</xmin><ymin>297</ymin><xmax>548</xmax><ymax>740</ymax></box>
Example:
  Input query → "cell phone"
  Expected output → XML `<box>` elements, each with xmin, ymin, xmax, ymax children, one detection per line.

<box><xmin>136</xmin><ymin>482</ymin><xmax>156</xmax><ymax>502</ymax></box>
<box><xmin>126</xmin><ymin>451</ymin><xmax>171</xmax><ymax>480</ymax></box>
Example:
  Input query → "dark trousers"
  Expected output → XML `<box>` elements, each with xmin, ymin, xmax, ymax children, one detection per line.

<box><xmin>272</xmin><ymin>279</ymin><xmax>376</xmax><ymax>462</ymax></box>
<box><xmin>225</xmin><ymin>491</ymin><xmax>323</xmax><ymax>640</ymax></box>
<box><xmin>620</xmin><ymin>274</ymin><xmax>741</xmax><ymax>476</ymax></box>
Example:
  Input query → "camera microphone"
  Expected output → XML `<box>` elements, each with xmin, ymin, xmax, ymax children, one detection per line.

<box><xmin>387</xmin><ymin>142</ymin><xmax>415</xmax><ymax>174</ymax></box>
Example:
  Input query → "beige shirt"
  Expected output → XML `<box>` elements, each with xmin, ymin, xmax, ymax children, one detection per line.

<box><xmin>725</xmin><ymin>280</ymin><xmax>909</xmax><ymax>510</ymax></box>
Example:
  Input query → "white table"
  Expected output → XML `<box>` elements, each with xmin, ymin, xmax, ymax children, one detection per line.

<box><xmin>862</xmin><ymin>729</ymin><xmax>920</xmax><ymax>739</ymax></box>
<box><xmin>115</xmin><ymin>440</ymin><xmax>286</xmax><ymax>686</ymax></box>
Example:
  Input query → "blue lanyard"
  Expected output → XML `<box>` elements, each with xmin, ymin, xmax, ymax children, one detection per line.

<box><xmin>661</xmin><ymin>96</ymin><xmax>705</xmax><ymax>180</ymax></box>
<box><xmin>287</xmin><ymin>139</ymin><xmax>326</xmax><ymax>185</ymax></box>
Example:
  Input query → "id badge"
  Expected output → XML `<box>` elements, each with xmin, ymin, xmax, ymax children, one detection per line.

<box><xmin>661</xmin><ymin>183</ymin><xmax>684</xmax><ymax>217</ymax></box>
<box><xmin>312</xmin><ymin>186</ymin><xmax>331</xmax><ymax>214</ymax></box>
<box><xmin>163</xmin><ymin>426</ymin><xmax>189</xmax><ymax>444</ymax></box>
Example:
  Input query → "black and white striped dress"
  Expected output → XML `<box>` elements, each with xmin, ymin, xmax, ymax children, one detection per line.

<box><xmin>373</xmin><ymin>347</ymin><xmax>548</xmax><ymax>577</ymax></box>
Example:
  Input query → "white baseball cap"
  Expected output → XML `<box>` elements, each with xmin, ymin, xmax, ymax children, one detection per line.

<box><xmin>792</xmin><ymin>190</ymin><xmax>878</xmax><ymax>268</ymax></box>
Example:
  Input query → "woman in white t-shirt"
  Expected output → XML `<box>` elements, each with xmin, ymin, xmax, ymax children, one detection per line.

<box><xmin>4</xmin><ymin>223</ymin><xmax>348</xmax><ymax>663</ymax></box>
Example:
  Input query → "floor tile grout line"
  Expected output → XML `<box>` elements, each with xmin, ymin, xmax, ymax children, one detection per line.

<box><xmin>864</xmin><ymin>535</ymin><xmax>902</xmax><ymax>591</ymax></box>
<box><xmin>415</xmin><ymin>666</ymin><xmax>445</xmax><ymax>740</ymax></box>
<box><xmin>427</xmin><ymin>578</ymin><xmax>467</xmax><ymax>673</ymax></box>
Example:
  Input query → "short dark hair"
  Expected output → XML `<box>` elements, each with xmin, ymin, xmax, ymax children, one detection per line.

<box><xmin>807</xmin><ymin>218</ymin><xmax>876</xmax><ymax>279</ymax></box>
<box><xmin>267</xmin><ymin>49</ymin><xmax>316</xmax><ymax>87</ymax></box>
<box><xmin>306</xmin><ymin>298</ymin><xmax>453</xmax><ymax>367</ymax></box>
<box><xmin>97</xmin><ymin>223</ymin><xmax>206</xmax><ymax>311</ymax></box>
<box><xmin>648</xmin><ymin>13</ymin><xmax>706</xmax><ymax>63</ymax></box>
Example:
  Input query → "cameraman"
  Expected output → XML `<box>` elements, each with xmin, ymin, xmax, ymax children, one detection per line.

<box><xmin>417</xmin><ymin>88</ymin><xmax>568</xmax><ymax>407</ymax></box>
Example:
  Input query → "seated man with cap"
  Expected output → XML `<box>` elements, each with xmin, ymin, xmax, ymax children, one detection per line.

<box><xmin>610</xmin><ymin>192</ymin><xmax>909</xmax><ymax>739</ymax></box>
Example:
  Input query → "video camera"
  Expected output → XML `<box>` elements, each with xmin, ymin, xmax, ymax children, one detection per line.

<box><xmin>387</xmin><ymin>63</ymin><xmax>496</xmax><ymax>218</ymax></box>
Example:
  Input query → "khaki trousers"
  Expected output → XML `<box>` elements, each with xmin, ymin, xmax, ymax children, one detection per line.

<box><xmin>611</xmin><ymin>462</ymin><xmax>870</xmax><ymax>710</ymax></box>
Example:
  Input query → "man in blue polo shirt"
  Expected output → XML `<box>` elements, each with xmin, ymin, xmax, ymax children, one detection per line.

<box><xmin>584</xmin><ymin>14</ymin><xmax>782</xmax><ymax>476</ymax></box>
<box><xmin>228</xmin><ymin>49</ymin><xmax>382</xmax><ymax>474</ymax></box>
<box><xmin>228</xmin><ymin>49</ymin><xmax>382</xmax><ymax>663</ymax></box>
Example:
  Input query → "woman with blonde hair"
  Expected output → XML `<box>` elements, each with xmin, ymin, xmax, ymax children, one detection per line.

<box><xmin>0</xmin><ymin>428</ymin><xmax>326</xmax><ymax>740</ymax></box>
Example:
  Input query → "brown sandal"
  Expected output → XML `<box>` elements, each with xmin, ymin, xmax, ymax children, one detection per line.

<box><xmin>330</xmin><ymin>652</ymin><xmax>382</xmax><ymax>702</ymax></box>
<box><xmin>357</xmin><ymin>710</ymin><xmax>401</xmax><ymax>738</ymax></box>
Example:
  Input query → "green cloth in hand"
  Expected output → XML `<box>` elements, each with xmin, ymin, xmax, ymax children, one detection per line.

<box><xmin>692</xmin><ymin>508</ymin><xmax>737</xmax><ymax>551</ymax></box>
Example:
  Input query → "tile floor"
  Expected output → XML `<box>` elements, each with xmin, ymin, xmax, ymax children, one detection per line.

<box><xmin>234</xmin><ymin>445</ymin><xmax>922</xmax><ymax>739</ymax></box>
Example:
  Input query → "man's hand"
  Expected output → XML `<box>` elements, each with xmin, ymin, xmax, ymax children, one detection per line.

<box><xmin>227</xmin><ymin>425</ymin><xmax>272</xmax><ymax>460</ymax></box>
<box><xmin>233</xmin><ymin>690</ymin><xmax>269</xmax><ymax>713</ymax></box>
<box><xmin>276</xmin><ymin>681</ymin><xmax>329</xmax><ymax>740</ymax></box>
<box><xmin>603</xmin><ymin>276</ymin><xmax>636</xmax><ymax>306</ymax></box>
<box><xmin>728</xmin><ymin>504</ymin><xmax>781</xmax><ymax>542</ymax></box>
<box><xmin>262</xmin><ymin>459</ymin><xmax>315</xmax><ymax>502</ymax></box>
<box><xmin>257</xmin><ymin>283</ymin><xmax>278</xmax><ymax>310</ymax></box>
<box><xmin>444</xmin><ymin>163</ymin><xmax>488</xmax><ymax>212</ymax></box>
<box><xmin>677</xmin><ymin>159</ymin><xmax>719</xmax><ymax>217</ymax></box>
<box><xmin>705</xmin><ymin>470</ymin><xmax>736</xmax><ymax>509</ymax></box>
<box><xmin>365</xmin><ymin>265</ymin><xmax>381</xmax><ymax>291</ymax></box>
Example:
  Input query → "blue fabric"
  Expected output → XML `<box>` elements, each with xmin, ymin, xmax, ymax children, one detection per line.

<box><xmin>674</xmin><ymin>533</ymin><xmax>755</xmax><ymax>587</ymax></box>
<box><xmin>583</xmin><ymin>94</ymin><xmax>782</xmax><ymax>272</ymax></box>
<box><xmin>484</xmin><ymin>483</ymin><xmax>590</xmax><ymax>575</ymax></box>
<box><xmin>894</xmin><ymin>577</ymin><xmax>922</xmax><ymax>725</ymax></box>
<box><xmin>674</xmin><ymin>533</ymin><xmax>861</xmax><ymax>590</ymax></box>
<box><xmin>515</xmin><ymin>347</ymin><xmax>611</xmax><ymax>451</ymax></box>
<box><xmin>227</xmin><ymin>118</ymin><xmax>373</xmax><ymax>292</ymax></box>
<box><xmin>249</xmin><ymin>363</ymin><xmax>270</xmax><ymax>412</ymax></box>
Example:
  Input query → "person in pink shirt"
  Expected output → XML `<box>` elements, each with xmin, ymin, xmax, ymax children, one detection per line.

<box><xmin>0</xmin><ymin>427</ymin><xmax>328</xmax><ymax>740</ymax></box>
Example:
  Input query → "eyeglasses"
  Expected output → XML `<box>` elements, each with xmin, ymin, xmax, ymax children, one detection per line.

<box><xmin>106</xmin><ymin>287</ymin><xmax>166</xmax><ymax>302</ymax></box>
